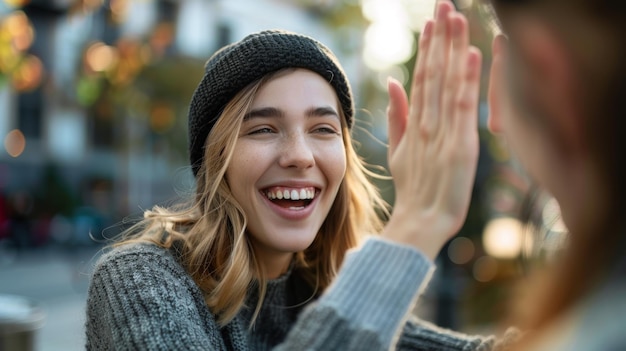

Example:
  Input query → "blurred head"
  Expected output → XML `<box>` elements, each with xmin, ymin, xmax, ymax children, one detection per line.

<box><xmin>485</xmin><ymin>0</ymin><xmax>626</xmax><ymax>331</ymax></box>
<box><xmin>487</xmin><ymin>0</ymin><xmax>626</xmax><ymax>236</ymax></box>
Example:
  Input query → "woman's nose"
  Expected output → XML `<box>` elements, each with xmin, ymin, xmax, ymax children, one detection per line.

<box><xmin>278</xmin><ymin>132</ymin><xmax>315</xmax><ymax>169</ymax></box>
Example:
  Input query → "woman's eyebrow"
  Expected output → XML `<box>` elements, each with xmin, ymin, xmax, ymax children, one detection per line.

<box><xmin>243</xmin><ymin>106</ymin><xmax>340</xmax><ymax>121</ymax></box>
<box><xmin>305</xmin><ymin>106</ymin><xmax>339</xmax><ymax>120</ymax></box>
<box><xmin>243</xmin><ymin>107</ymin><xmax>284</xmax><ymax>121</ymax></box>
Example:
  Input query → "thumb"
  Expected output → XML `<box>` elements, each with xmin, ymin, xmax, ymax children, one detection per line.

<box><xmin>387</xmin><ymin>77</ymin><xmax>409</xmax><ymax>157</ymax></box>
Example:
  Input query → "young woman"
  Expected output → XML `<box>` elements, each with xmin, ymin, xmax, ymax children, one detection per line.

<box><xmin>86</xmin><ymin>1</ymin><xmax>516</xmax><ymax>350</ymax></box>
<box><xmin>484</xmin><ymin>0</ymin><xmax>626</xmax><ymax>349</ymax></box>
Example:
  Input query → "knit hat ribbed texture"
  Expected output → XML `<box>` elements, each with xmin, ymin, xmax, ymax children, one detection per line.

<box><xmin>188</xmin><ymin>29</ymin><xmax>354</xmax><ymax>177</ymax></box>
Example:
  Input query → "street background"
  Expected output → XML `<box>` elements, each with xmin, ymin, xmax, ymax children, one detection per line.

<box><xmin>0</xmin><ymin>245</ymin><xmax>102</xmax><ymax>350</ymax></box>
<box><xmin>1</xmin><ymin>0</ymin><xmax>562</xmax><ymax>350</ymax></box>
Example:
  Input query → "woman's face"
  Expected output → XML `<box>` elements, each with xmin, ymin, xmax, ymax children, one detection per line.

<box><xmin>226</xmin><ymin>69</ymin><xmax>346</xmax><ymax>272</ymax></box>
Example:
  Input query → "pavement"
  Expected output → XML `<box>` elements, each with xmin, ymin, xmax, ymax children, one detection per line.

<box><xmin>0</xmin><ymin>244</ymin><xmax>104</xmax><ymax>351</ymax></box>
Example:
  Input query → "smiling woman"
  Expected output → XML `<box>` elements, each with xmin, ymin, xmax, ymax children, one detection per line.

<box><xmin>84</xmin><ymin>2</ymin><xmax>516</xmax><ymax>350</ymax></box>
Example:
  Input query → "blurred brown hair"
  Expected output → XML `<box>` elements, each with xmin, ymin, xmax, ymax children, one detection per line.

<box><xmin>486</xmin><ymin>0</ymin><xmax>626</xmax><ymax>334</ymax></box>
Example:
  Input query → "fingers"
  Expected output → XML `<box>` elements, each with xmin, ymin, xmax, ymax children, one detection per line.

<box><xmin>408</xmin><ymin>19</ymin><xmax>434</xmax><ymax>129</ymax></box>
<box><xmin>439</xmin><ymin>13</ymin><xmax>470</xmax><ymax>143</ymax></box>
<box><xmin>382</xmin><ymin>1</ymin><xmax>484</xmax><ymax>259</ymax></box>
<box><xmin>420</xmin><ymin>1</ymin><xmax>455</xmax><ymax>137</ymax></box>
<box><xmin>387</xmin><ymin>77</ymin><xmax>409</xmax><ymax>157</ymax></box>
<box><xmin>454</xmin><ymin>47</ymin><xmax>483</xmax><ymax>144</ymax></box>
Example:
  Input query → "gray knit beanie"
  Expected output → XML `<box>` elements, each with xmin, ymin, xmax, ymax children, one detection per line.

<box><xmin>187</xmin><ymin>29</ymin><xmax>354</xmax><ymax>177</ymax></box>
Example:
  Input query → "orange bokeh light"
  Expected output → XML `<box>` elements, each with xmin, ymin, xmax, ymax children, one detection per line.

<box><xmin>85</xmin><ymin>42</ymin><xmax>119</xmax><ymax>73</ymax></box>
<box><xmin>12</xmin><ymin>54</ymin><xmax>43</xmax><ymax>91</ymax></box>
<box><xmin>3</xmin><ymin>0</ymin><xmax>31</xmax><ymax>8</ymax></box>
<box><xmin>3</xmin><ymin>11</ymin><xmax>34</xmax><ymax>52</ymax></box>
<box><xmin>4</xmin><ymin>129</ymin><xmax>26</xmax><ymax>157</ymax></box>
<box><xmin>110</xmin><ymin>0</ymin><xmax>128</xmax><ymax>22</ymax></box>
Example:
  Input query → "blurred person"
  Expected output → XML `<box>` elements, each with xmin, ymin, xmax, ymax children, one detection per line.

<box><xmin>85</xmin><ymin>1</ymin><xmax>529</xmax><ymax>349</ymax></box>
<box><xmin>482</xmin><ymin>0</ymin><xmax>626</xmax><ymax>350</ymax></box>
<box><xmin>6</xmin><ymin>190</ymin><xmax>34</xmax><ymax>251</ymax></box>
<box><xmin>0</xmin><ymin>191</ymin><xmax>7</xmax><ymax>241</ymax></box>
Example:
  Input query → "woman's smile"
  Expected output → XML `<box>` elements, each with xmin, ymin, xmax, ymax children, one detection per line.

<box><xmin>263</xmin><ymin>186</ymin><xmax>318</xmax><ymax>209</ymax></box>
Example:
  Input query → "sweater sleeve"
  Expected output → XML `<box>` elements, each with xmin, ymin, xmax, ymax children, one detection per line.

<box><xmin>85</xmin><ymin>244</ymin><xmax>225</xmax><ymax>351</ymax></box>
<box><xmin>275</xmin><ymin>237</ymin><xmax>435</xmax><ymax>350</ymax></box>
<box><xmin>397</xmin><ymin>316</ymin><xmax>522</xmax><ymax>351</ymax></box>
<box><xmin>277</xmin><ymin>237</ymin><xmax>522</xmax><ymax>350</ymax></box>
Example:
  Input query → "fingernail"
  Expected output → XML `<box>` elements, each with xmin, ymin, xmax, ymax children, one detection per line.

<box><xmin>450</xmin><ymin>15</ymin><xmax>463</xmax><ymax>36</ymax></box>
<box><xmin>493</xmin><ymin>34</ymin><xmax>508</xmax><ymax>57</ymax></box>
<box><xmin>387</xmin><ymin>76</ymin><xmax>399</xmax><ymax>88</ymax></box>
<box><xmin>436</xmin><ymin>1</ymin><xmax>451</xmax><ymax>20</ymax></box>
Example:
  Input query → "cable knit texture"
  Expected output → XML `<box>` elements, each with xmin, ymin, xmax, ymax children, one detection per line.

<box><xmin>85</xmin><ymin>238</ymin><xmax>518</xmax><ymax>350</ymax></box>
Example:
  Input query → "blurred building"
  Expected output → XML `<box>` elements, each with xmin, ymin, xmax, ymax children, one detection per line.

<box><xmin>0</xmin><ymin>0</ymin><xmax>366</xmax><ymax>246</ymax></box>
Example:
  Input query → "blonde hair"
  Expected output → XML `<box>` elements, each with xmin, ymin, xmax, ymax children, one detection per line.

<box><xmin>113</xmin><ymin>69</ymin><xmax>389</xmax><ymax>326</ymax></box>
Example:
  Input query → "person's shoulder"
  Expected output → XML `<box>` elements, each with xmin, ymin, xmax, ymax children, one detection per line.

<box><xmin>93</xmin><ymin>241</ymin><xmax>182</xmax><ymax>274</ymax></box>
<box><xmin>99</xmin><ymin>241</ymin><xmax>170</xmax><ymax>260</ymax></box>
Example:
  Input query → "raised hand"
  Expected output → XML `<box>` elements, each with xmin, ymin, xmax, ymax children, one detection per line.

<box><xmin>383</xmin><ymin>0</ymin><xmax>483</xmax><ymax>260</ymax></box>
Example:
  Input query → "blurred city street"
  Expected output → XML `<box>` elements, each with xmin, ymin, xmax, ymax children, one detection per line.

<box><xmin>0</xmin><ymin>0</ymin><xmax>529</xmax><ymax>345</ymax></box>
<box><xmin>0</xmin><ymin>245</ymin><xmax>103</xmax><ymax>351</ymax></box>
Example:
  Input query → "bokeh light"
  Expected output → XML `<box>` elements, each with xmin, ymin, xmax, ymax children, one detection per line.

<box><xmin>3</xmin><ymin>0</ymin><xmax>30</xmax><ymax>8</ymax></box>
<box><xmin>150</xmin><ymin>22</ymin><xmax>174</xmax><ymax>58</ymax></box>
<box><xmin>85</xmin><ymin>42</ymin><xmax>118</xmax><ymax>73</ymax></box>
<box><xmin>360</xmin><ymin>0</ymin><xmax>424</xmax><ymax>71</ymax></box>
<box><xmin>109</xmin><ymin>0</ymin><xmax>129</xmax><ymax>23</ymax></box>
<box><xmin>0</xmin><ymin>10</ymin><xmax>36</xmax><ymax>81</ymax></box>
<box><xmin>473</xmin><ymin>255</ymin><xmax>498</xmax><ymax>282</ymax></box>
<box><xmin>401</xmin><ymin>0</ymin><xmax>437</xmax><ymax>32</ymax></box>
<box><xmin>12</xmin><ymin>53</ymin><xmax>43</xmax><ymax>91</ymax></box>
<box><xmin>78</xmin><ymin>0</ymin><xmax>105</xmax><ymax>13</ymax></box>
<box><xmin>376</xmin><ymin>64</ymin><xmax>409</xmax><ymax>88</ymax></box>
<box><xmin>483</xmin><ymin>217</ymin><xmax>524</xmax><ymax>259</ymax></box>
<box><xmin>4</xmin><ymin>128</ymin><xmax>26</xmax><ymax>157</ymax></box>
<box><xmin>447</xmin><ymin>236</ymin><xmax>475</xmax><ymax>265</ymax></box>
<box><xmin>149</xmin><ymin>102</ymin><xmax>175</xmax><ymax>134</ymax></box>
<box><xmin>76</xmin><ymin>76</ymin><xmax>102</xmax><ymax>106</ymax></box>
<box><xmin>109</xmin><ymin>38</ymin><xmax>148</xmax><ymax>86</ymax></box>
<box><xmin>541</xmin><ymin>197</ymin><xmax>567</xmax><ymax>233</ymax></box>
<box><xmin>4</xmin><ymin>11</ymin><xmax>34</xmax><ymax>52</ymax></box>
<box><xmin>363</xmin><ymin>22</ymin><xmax>415</xmax><ymax>71</ymax></box>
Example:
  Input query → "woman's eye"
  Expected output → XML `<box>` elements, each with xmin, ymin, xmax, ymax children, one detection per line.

<box><xmin>314</xmin><ymin>126</ymin><xmax>339</xmax><ymax>135</ymax></box>
<box><xmin>249</xmin><ymin>127</ymin><xmax>274</xmax><ymax>135</ymax></box>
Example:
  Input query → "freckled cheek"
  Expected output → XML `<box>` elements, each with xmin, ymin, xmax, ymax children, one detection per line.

<box><xmin>317</xmin><ymin>143</ymin><xmax>347</xmax><ymax>183</ymax></box>
<box><xmin>227</xmin><ymin>144</ymin><xmax>268</xmax><ymax>190</ymax></box>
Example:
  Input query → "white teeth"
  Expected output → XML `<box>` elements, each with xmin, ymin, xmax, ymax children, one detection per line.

<box><xmin>266</xmin><ymin>188</ymin><xmax>316</xmax><ymax>200</ymax></box>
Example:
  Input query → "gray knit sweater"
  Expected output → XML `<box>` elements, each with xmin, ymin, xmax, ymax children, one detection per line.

<box><xmin>85</xmin><ymin>237</ymin><xmax>513</xmax><ymax>350</ymax></box>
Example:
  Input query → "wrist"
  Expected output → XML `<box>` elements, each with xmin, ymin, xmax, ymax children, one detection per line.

<box><xmin>381</xmin><ymin>208</ymin><xmax>447</xmax><ymax>261</ymax></box>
